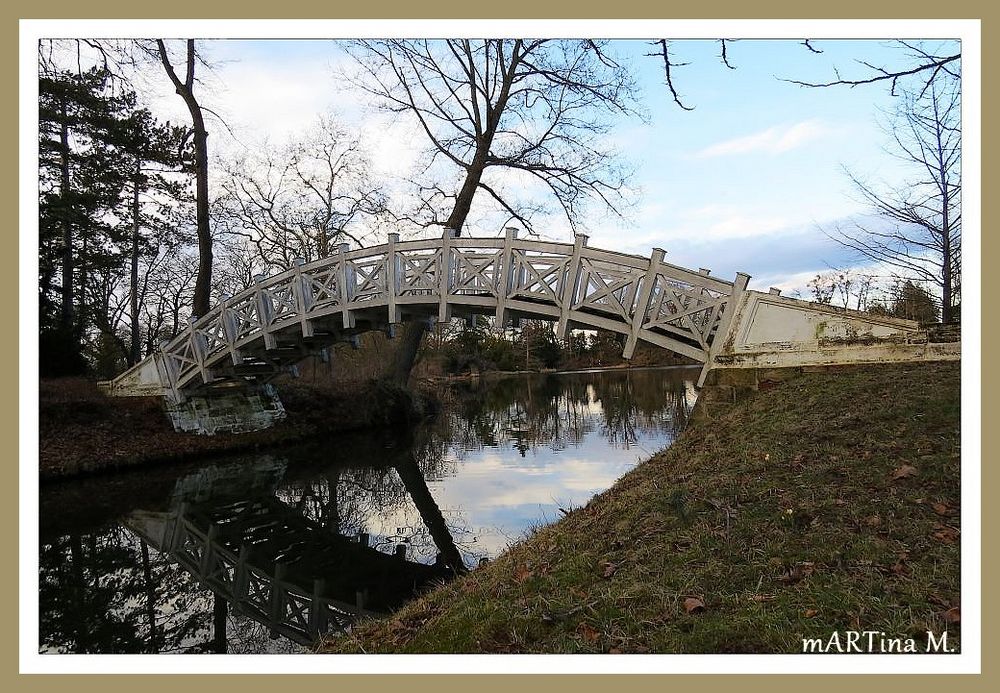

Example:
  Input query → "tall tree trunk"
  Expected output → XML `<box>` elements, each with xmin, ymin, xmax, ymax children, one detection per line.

<box><xmin>191</xmin><ymin>109</ymin><xmax>212</xmax><ymax>317</ymax></box>
<box><xmin>59</xmin><ymin>110</ymin><xmax>74</xmax><ymax>333</ymax></box>
<box><xmin>157</xmin><ymin>39</ymin><xmax>212</xmax><ymax>318</ymax></box>
<box><xmin>130</xmin><ymin>162</ymin><xmax>142</xmax><ymax>363</ymax></box>
<box><xmin>940</xmin><ymin>164</ymin><xmax>953</xmax><ymax>323</ymax></box>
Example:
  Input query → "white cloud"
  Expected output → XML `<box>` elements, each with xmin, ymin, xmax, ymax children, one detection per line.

<box><xmin>693</xmin><ymin>119</ymin><xmax>832</xmax><ymax>159</ymax></box>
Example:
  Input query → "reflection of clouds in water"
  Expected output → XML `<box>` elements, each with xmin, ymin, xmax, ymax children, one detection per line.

<box><xmin>333</xmin><ymin>368</ymin><xmax>697</xmax><ymax>562</ymax></box>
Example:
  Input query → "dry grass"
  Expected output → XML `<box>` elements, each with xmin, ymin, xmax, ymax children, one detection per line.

<box><xmin>320</xmin><ymin>361</ymin><xmax>961</xmax><ymax>654</ymax></box>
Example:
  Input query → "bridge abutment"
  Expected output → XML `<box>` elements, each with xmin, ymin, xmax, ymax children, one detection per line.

<box><xmin>163</xmin><ymin>384</ymin><xmax>286</xmax><ymax>435</ymax></box>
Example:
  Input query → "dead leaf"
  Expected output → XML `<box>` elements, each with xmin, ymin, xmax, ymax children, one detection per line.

<box><xmin>892</xmin><ymin>464</ymin><xmax>918</xmax><ymax>480</ymax></box>
<box><xmin>576</xmin><ymin>622</ymin><xmax>601</xmax><ymax>643</ymax></box>
<box><xmin>943</xmin><ymin>607</ymin><xmax>961</xmax><ymax>624</ymax></box>
<box><xmin>683</xmin><ymin>597</ymin><xmax>706</xmax><ymax>614</ymax></box>
<box><xmin>865</xmin><ymin>515</ymin><xmax>882</xmax><ymax>527</ymax></box>
<box><xmin>931</xmin><ymin>523</ymin><xmax>960</xmax><ymax>544</ymax></box>
<box><xmin>600</xmin><ymin>561</ymin><xmax>618</xmax><ymax>578</ymax></box>
<box><xmin>778</xmin><ymin>561</ymin><xmax>816</xmax><ymax>584</ymax></box>
<box><xmin>931</xmin><ymin>501</ymin><xmax>956</xmax><ymax>516</ymax></box>
<box><xmin>804</xmin><ymin>609</ymin><xmax>818</xmax><ymax>618</ymax></box>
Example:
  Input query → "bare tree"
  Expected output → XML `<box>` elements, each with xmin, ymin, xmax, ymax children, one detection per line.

<box><xmin>827</xmin><ymin>76</ymin><xmax>960</xmax><ymax>322</ymax></box>
<box><xmin>347</xmin><ymin>39</ymin><xmax>639</xmax><ymax>383</ymax></box>
<box><xmin>154</xmin><ymin>39</ymin><xmax>214</xmax><ymax>318</ymax></box>
<box><xmin>347</xmin><ymin>39</ymin><xmax>639</xmax><ymax>236</ymax></box>
<box><xmin>213</xmin><ymin>116</ymin><xmax>386</xmax><ymax>271</ymax></box>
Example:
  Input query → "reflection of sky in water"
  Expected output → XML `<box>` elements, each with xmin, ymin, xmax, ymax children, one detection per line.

<box><xmin>358</xmin><ymin>368</ymin><xmax>697</xmax><ymax>562</ymax></box>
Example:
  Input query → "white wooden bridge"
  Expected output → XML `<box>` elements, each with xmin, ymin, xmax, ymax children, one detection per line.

<box><xmin>105</xmin><ymin>229</ymin><xmax>953</xmax><ymax>432</ymax></box>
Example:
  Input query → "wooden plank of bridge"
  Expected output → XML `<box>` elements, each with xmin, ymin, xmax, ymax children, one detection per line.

<box><xmin>292</xmin><ymin>257</ymin><xmax>315</xmax><ymax>338</ymax></box>
<box><xmin>218</xmin><ymin>293</ymin><xmax>244</xmax><ymax>365</ymax></box>
<box><xmin>623</xmin><ymin>247</ymin><xmax>666</xmax><ymax>359</ymax></box>
<box><xmin>557</xmin><ymin>233</ymin><xmax>588</xmax><ymax>339</ymax></box>
<box><xmin>337</xmin><ymin>243</ymin><xmax>355</xmax><ymax>329</ymax></box>
<box><xmin>438</xmin><ymin>228</ymin><xmax>455</xmax><ymax>324</ymax></box>
<box><xmin>495</xmin><ymin>227</ymin><xmax>518</xmax><ymax>326</ymax></box>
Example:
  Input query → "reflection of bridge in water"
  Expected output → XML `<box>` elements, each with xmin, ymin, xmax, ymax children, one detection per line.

<box><xmin>124</xmin><ymin>455</ymin><xmax>464</xmax><ymax>647</ymax></box>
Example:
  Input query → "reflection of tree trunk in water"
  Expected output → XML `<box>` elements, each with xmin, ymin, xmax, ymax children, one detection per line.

<box><xmin>393</xmin><ymin>456</ymin><xmax>467</xmax><ymax>574</ymax></box>
<box><xmin>141</xmin><ymin>540</ymin><xmax>159</xmax><ymax>653</ymax></box>
<box><xmin>323</xmin><ymin>469</ymin><xmax>341</xmax><ymax>534</ymax></box>
<box><xmin>212</xmin><ymin>593</ymin><xmax>227</xmax><ymax>654</ymax></box>
<box><xmin>386</xmin><ymin>322</ymin><xmax>427</xmax><ymax>386</ymax></box>
<box><xmin>70</xmin><ymin>535</ymin><xmax>85</xmax><ymax>650</ymax></box>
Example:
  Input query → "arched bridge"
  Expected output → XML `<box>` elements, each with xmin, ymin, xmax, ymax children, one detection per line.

<box><xmin>106</xmin><ymin>228</ymin><xmax>945</xmax><ymax>433</ymax></box>
<box><xmin>108</xmin><ymin>228</ymin><xmax>750</xmax><ymax>401</ymax></box>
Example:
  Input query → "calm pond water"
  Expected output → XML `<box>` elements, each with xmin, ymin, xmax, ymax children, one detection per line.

<box><xmin>38</xmin><ymin>366</ymin><xmax>698</xmax><ymax>654</ymax></box>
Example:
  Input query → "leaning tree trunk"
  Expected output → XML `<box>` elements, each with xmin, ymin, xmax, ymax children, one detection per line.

<box><xmin>385</xmin><ymin>151</ymin><xmax>491</xmax><ymax>386</ymax></box>
<box><xmin>386</xmin><ymin>322</ymin><xmax>427</xmax><ymax>386</ymax></box>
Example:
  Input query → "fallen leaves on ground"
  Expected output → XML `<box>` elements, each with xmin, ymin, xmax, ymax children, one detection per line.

<box><xmin>892</xmin><ymin>464</ymin><xmax>918</xmax><ymax>480</ymax></box>
<box><xmin>683</xmin><ymin>597</ymin><xmax>706</xmax><ymax>614</ymax></box>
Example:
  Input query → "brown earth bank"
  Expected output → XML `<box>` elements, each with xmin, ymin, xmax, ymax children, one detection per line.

<box><xmin>38</xmin><ymin>377</ymin><xmax>436</xmax><ymax>482</ymax></box>
<box><xmin>320</xmin><ymin>360</ymin><xmax>961</xmax><ymax>654</ymax></box>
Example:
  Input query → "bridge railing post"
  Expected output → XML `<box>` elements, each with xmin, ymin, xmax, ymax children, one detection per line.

<box><xmin>386</xmin><ymin>232</ymin><xmax>401</xmax><ymax>325</ymax></box>
<box><xmin>623</xmin><ymin>247</ymin><xmax>666</xmax><ymax>359</ymax></box>
<box><xmin>438</xmin><ymin>228</ymin><xmax>456</xmax><ymax>324</ymax></box>
<box><xmin>292</xmin><ymin>257</ymin><xmax>315</xmax><ymax>338</ymax></box>
<box><xmin>495</xmin><ymin>226</ymin><xmax>518</xmax><ymax>327</ymax></box>
<box><xmin>310</xmin><ymin>578</ymin><xmax>327</xmax><ymax>636</ymax></box>
<box><xmin>218</xmin><ymin>293</ymin><xmax>244</xmax><ymax>366</ymax></box>
<box><xmin>698</xmin><ymin>271</ymin><xmax>751</xmax><ymax>387</ymax></box>
<box><xmin>557</xmin><ymin>233</ymin><xmax>588</xmax><ymax>339</ymax></box>
<box><xmin>270</xmin><ymin>562</ymin><xmax>287</xmax><ymax>624</ymax></box>
<box><xmin>337</xmin><ymin>243</ymin><xmax>355</xmax><ymax>329</ymax></box>
<box><xmin>155</xmin><ymin>339</ymin><xmax>183</xmax><ymax>403</ymax></box>
<box><xmin>187</xmin><ymin>315</ymin><xmax>215</xmax><ymax>385</ymax></box>
<box><xmin>254</xmin><ymin>274</ymin><xmax>277</xmax><ymax>350</ymax></box>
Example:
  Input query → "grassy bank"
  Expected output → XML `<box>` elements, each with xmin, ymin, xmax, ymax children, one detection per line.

<box><xmin>321</xmin><ymin>361</ymin><xmax>961</xmax><ymax>654</ymax></box>
<box><xmin>39</xmin><ymin>377</ymin><xmax>434</xmax><ymax>481</ymax></box>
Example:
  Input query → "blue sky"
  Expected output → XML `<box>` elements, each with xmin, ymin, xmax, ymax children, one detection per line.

<box><xmin>137</xmin><ymin>37</ymin><xmax>959</xmax><ymax>295</ymax></box>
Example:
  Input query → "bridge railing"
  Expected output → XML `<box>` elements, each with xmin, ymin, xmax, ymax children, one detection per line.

<box><xmin>146</xmin><ymin>229</ymin><xmax>748</xmax><ymax>396</ymax></box>
<box><xmin>165</xmin><ymin>516</ymin><xmax>377</xmax><ymax>646</ymax></box>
